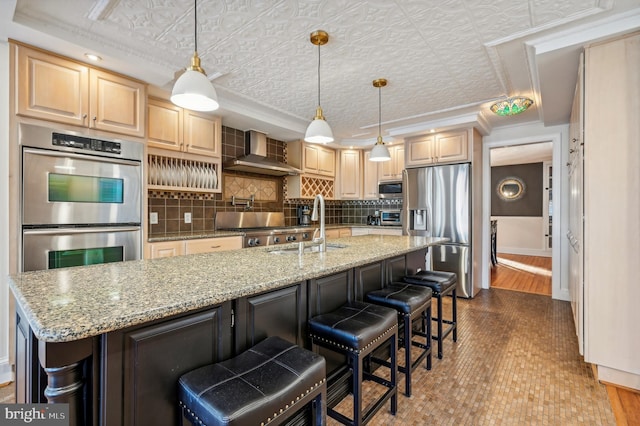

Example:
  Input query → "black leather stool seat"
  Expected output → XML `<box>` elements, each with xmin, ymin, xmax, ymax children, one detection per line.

<box><xmin>403</xmin><ymin>270</ymin><xmax>456</xmax><ymax>293</ymax></box>
<box><xmin>309</xmin><ymin>301</ymin><xmax>398</xmax><ymax>425</ymax></box>
<box><xmin>403</xmin><ymin>270</ymin><xmax>458</xmax><ymax>359</ymax></box>
<box><xmin>308</xmin><ymin>301</ymin><xmax>397</xmax><ymax>351</ymax></box>
<box><xmin>366</xmin><ymin>283</ymin><xmax>433</xmax><ymax>396</ymax></box>
<box><xmin>178</xmin><ymin>336</ymin><xmax>326</xmax><ymax>426</ymax></box>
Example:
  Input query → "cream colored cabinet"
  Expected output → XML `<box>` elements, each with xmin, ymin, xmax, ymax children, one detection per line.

<box><xmin>184</xmin><ymin>236</ymin><xmax>242</xmax><ymax>254</ymax></box>
<box><xmin>363</xmin><ymin>150</ymin><xmax>379</xmax><ymax>199</ymax></box>
<box><xmin>405</xmin><ymin>130</ymin><xmax>468</xmax><ymax>167</ymax></box>
<box><xmin>378</xmin><ymin>144</ymin><xmax>404</xmax><ymax>181</ymax></box>
<box><xmin>148</xmin><ymin>236</ymin><xmax>242</xmax><ymax>259</ymax></box>
<box><xmin>148</xmin><ymin>241</ymin><xmax>184</xmax><ymax>258</ymax></box>
<box><xmin>288</xmin><ymin>141</ymin><xmax>336</xmax><ymax>177</ymax></box>
<box><xmin>338</xmin><ymin>149</ymin><xmax>361</xmax><ymax>199</ymax></box>
<box><xmin>148</xmin><ymin>97</ymin><xmax>221</xmax><ymax>158</ymax></box>
<box><xmin>15</xmin><ymin>43</ymin><xmax>146</xmax><ymax>138</ymax></box>
<box><xmin>325</xmin><ymin>228</ymin><xmax>351</xmax><ymax>239</ymax></box>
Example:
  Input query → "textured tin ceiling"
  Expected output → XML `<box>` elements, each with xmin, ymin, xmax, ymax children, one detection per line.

<box><xmin>3</xmin><ymin>0</ymin><xmax>640</xmax><ymax>144</ymax></box>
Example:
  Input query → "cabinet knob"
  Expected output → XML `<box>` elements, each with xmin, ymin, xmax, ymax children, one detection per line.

<box><xmin>82</xmin><ymin>114</ymin><xmax>88</xmax><ymax>119</ymax></box>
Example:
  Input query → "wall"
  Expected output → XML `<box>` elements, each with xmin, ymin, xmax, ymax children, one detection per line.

<box><xmin>0</xmin><ymin>40</ymin><xmax>12</xmax><ymax>384</ymax></box>
<box><xmin>491</xmin><ymin>216</ymin><xmax>548</xmax><ymax>257</ymax></box>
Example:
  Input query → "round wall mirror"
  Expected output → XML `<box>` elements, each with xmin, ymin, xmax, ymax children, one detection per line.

<box><xmin>497</xmin><ymin>177</ymin><xmax>525</xmax><ymax>201</ymax></box>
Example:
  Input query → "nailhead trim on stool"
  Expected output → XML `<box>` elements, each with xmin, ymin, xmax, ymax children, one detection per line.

<box><xmin>178</xmin><ymin>336</ymin><xmax>326</xmax><ymax>426</ymax></box>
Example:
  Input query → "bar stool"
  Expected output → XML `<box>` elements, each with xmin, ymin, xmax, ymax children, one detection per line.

<box><xmin>308</xmin><ymin>301</ymin><xmax>398</xmax><ymax>426</ymax></box>
<box><xmin>365</xmin><ymin>283</ymin><xmax>432</xmax><ymax>397</ymax></box>
<box><xmin>403</xmin><ymin>270</ymin><xmax>457</xmax><ymax>359</ymax></box>
<box><xmin>178</xmin><ymin>336</ymin><xmax>326</xmax><ymax>426</ymax></box>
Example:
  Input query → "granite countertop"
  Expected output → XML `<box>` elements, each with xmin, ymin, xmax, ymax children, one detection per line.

<box><xmin>9</xmin><ymin>235</ymin><xmax>446</xmax><ymax>343</ymax></box>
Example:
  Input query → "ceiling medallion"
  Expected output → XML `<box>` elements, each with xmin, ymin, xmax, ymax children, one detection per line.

<box><xmin>490</xmin><ymin>96</ymin><xmax>533</xmax><ymax>116</ymax></box>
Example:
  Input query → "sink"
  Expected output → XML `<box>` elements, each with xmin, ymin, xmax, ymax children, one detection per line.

<box><xmin>268</xmin><ymin>243</ymin><xmax>347</xmax><ymax>255</ymax></box>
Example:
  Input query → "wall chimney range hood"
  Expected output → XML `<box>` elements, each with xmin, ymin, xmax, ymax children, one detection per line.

<box><xmin>224</xmin><ymin>130</ymin><xmax>301</xmax><ymax>176</ymax></box>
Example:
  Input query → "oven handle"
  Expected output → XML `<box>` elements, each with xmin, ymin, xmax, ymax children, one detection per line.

<box><xmin>23</xmin><ymin>226</ymin><xmax>141</xmax><ymax>235</ymax></box>
<box><xmin>23</xmin><ymin>147</ymin><xmax>141</xmax><ymax>167</ymax></box>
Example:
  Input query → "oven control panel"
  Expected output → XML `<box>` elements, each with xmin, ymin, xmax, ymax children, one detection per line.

<box><xmin>53</xmin><ymin>132</ymin><xmax>122</xmax><ymax>154</ymax></box>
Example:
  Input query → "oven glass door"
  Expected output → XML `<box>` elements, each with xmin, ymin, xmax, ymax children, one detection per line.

<box><xmin>22</xmin><ymin>148</ymin><xmax>141</xmax><ymax>225</ymax></box>
<box><xmin>22</xmin><ymin>226</ymin><xmax>141</xmax><ymax>272</ymax></box>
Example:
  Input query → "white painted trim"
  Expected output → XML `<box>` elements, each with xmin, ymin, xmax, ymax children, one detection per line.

<box><xmin>0</xmin><ymin>358</ymin><xmax>13</xmax><ymax>385</ymax></box>
<box><xmin>597</xmin><ymin>365</ymin><xmax>640</xmax><ymax>392</ymax></box>
<box><xmin>482</xmin><ymin>123</ymin><xmax>569</xmax><ymax>301</ymax></box>
<box><xmin>497</xmin><ymin>248</ymin><xmax>551</xmax><ymax>258</ymax></box>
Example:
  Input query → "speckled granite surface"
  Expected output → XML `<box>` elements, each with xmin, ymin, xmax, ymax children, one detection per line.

<box><xmin>9</xmin><ymin>235</ymin><xmax>446</xmax><ymax>343</ymax></box>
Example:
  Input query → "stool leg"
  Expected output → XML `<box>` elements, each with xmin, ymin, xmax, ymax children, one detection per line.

<box><xmin>390</xmin><ymin>332</ymin><xmax>398</xmax><ymax>415</ymax></box>
<box><xmin>452</xmin><ymin>289</ymin><xmax>458</xmax><ymax>342</ymax></box>
<box><xmin>312</xmin><ymin>388</ymin><xmax>326</xmax><ymax>426</ymax></box>
<box><xmin>425</xmin><ymin>304</ymin><xmax>432</xmax><ymax>370</ymax></box>
<box><xmin>353</xmin><ymin>353</ymin><xmax>363</xmax><ymax>426</ymax></box>
<box><xmin>436</xmin><ymin>294</ymin><xmax>443</xmax><ymax>359</ymax></box>
<box><xmin>403</xmin><ymin>314</ymin><xmax>412</xmax><ymax>397</ymax></box>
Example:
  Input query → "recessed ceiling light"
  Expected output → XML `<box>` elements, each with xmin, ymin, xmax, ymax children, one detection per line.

<box><xmin>430</xmin><ymin>129</ymin><xmax>436</xmax><ymax>133</ymax></box>
<box><xmin>84</xmin><ymin>53</ymin><xmax>102</xmax><ymax>62</ymax></box>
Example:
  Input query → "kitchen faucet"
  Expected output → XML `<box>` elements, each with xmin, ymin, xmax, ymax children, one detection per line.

<box><xmin>311</xmin><ymin>194</ymin><xmax>326</xmax><ymax>252</ymax></box>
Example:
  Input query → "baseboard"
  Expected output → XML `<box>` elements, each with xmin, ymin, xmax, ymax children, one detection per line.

<box><xmin>597</xmin><ymin>365</ymin><xmax>640</xmax><ymax>392</ymax></box>
<box><xmin>0</xmin><ymin>357</ymin><xmax>13</xmax><ymax>384</ymax></box>
<box><xmin>497</xmin><ymin>248</ymin><xmax>552</xmax><ymax>257</ymax></box>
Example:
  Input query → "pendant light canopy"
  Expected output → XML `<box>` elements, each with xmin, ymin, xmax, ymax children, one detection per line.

<box><xmin>490</xmin><ymin>96</ymin><xmax>533</xmax><ymax>116</ymax></box>
<box><xmin>171</xmin><ymin>0</ymin><xmax>219</xmax><ymax>112</ymax></box>
<box><xmin>369</xmin><ymin>78</ymin><xmax>391</xmax><ymax>162</ymax></box>
<box><xmin>304</xmin><ymin>30</ymin><xmax>334</xmax><ymax>144</ymax></box>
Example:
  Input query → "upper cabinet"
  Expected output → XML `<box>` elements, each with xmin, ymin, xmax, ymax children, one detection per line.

<box><xmin>287</xmin><ymin>141</ymin><xmax>336</xmax><ymax>177</ymax></box>
<box><xmin>363</xmin><ymin>150</ymin><xmax>380</xmax><ymax>199</ymax></box>
<box><xmin>405</xmin><ymin>129</ymin><xmax>469</xmax><ymax>167</ymax></box>
<box><xmin>15</xmin><ymin>43</ymin><xmax>146</xmax><ymax>138</ymax></box>
<box><xmin>378</xmin><ymin>144</ymin><xmax>404</xmax><ymax>181</ymax></box>
<box><xmin>147</xmin><ymin>97</ymin><xmax>221</xmax><ymax>158</ymax></box>
<box><xmin>337</xmin><ymin>149</ymin><xmax>362</xmax><ymax>199</ymax></box>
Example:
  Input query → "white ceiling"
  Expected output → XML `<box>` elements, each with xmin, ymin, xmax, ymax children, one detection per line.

<box><xmin>2</xmin><ymin>0</ymin><xmax>640</xmax><ymax>146</ymax></box>
<box><xmin>490</xmin><ymin>142</ymin><xmax>553</xmax><ymax>166</ymax></box>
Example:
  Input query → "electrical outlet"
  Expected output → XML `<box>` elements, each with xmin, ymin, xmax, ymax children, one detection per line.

<box><xmin>184</xmin><ymin>212</ymin><xmax>192</xmax><ymax>224</ymax></box>
<box><xmin>149</xmin><ymin>212</ymin><xmax>158</xmax><ymax>225</ymax></box>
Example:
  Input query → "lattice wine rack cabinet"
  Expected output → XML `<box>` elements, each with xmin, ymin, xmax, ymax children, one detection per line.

<box><xmin>148</xmin><ymin>154</ymin><xmax>220</xmax><ymax>193</ymax></box>
<box><xmin>286</xmin><ymin>175</ymin><xmax>334</xmax><ymax>199</ymax></box>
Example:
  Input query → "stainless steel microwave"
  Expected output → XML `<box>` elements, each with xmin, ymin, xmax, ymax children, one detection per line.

<box><xmin>378</xmin><ymin>180</ymin><xmax>402</xmax><ymax>199</ymax></box>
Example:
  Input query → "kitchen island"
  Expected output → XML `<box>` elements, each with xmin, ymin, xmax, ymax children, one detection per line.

<box><xmin>9</xmin><ymin>235</ymin><xmax>446</xmax><ymax>426</ymax></box>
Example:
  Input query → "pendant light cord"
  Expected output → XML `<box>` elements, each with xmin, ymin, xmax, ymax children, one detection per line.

<box><xmin>378</xmin><ymin>86</ymin><xmax>382</xmax><ymax>138</ymax></box>
<box><xmin>194</xmin><ymin>0</ymin><xmax>198</xmax><ymax>53</ymax></box>
<box><xmin>317</xmin><ymin>42</ymin><xmax>321</xmax><ymax>107</ymax></box>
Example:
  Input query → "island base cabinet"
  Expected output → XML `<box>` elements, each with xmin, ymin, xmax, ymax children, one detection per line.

<box><xmin>102</xmin><ymin>303</ymin><xmax>232</xmax><ymax>426</ymax></box>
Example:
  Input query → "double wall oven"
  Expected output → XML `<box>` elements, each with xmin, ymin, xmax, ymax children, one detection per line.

<box><xmin>20</xmin><ymin>123</ymin><xmax>143</xmax><ymax>272</ymax></box>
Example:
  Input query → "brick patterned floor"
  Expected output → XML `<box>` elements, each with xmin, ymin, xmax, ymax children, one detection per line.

<box><xmin>329</xmin><ymin>289</ymin><xmax>615</xmax><ymax>425</ymax></box>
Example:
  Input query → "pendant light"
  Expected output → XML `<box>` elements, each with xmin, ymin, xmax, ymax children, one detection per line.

<box><xmin>369</xmin><ymin>78</ymin><xmax>391</xmax><ymax>162</ymax></box>
<box><xmin>304</xmin><ymin>30</ymin><xmax>334</xmax><ymax>144</ymax></box>
<box><xmin>490</xmin><ymin>96</ymin><xmax>533</xmax><ymax>116</ymax></box>
<box><xmin>171</xmin><ymin>0</ymin><xmax>219</xmax><ymax>112</ymax></box>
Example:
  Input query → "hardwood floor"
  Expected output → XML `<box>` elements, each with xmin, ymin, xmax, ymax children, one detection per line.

<box><xmin>491</xmin><ymin>253</ymin><xmax>640</xmax><ymax>425</ymax></box>
<box><xmin>491</xmin><ymin>253</ymin><xmax>552</xmax><ymax>296</ymax></box>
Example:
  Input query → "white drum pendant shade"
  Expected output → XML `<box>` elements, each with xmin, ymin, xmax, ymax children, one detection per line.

<box><xmin>305</xmin><ymin>113</ymin><xmax>334</xmax><ymax>144</ymax></box>
<box><xmin>369</xmin><ymin>140</ymin><xmax>391</xmax><ymax>161</ymax></box>
<box><xmin>171</xmin><ymin>69</ymin><xmax>219</xmax><ymax>112</ymax></box>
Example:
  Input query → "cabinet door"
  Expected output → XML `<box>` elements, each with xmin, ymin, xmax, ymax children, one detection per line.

<box><xmin>394</xmin><ymin>145</ymin><xmax>405</xmax><ymax>178</ymax></box>
<box><xmin>378</xmin><ymin>145</ymin><xmax>404</xmax><ymax>180</ymax></box>
<box><xmin>184</xmin><ymin>110</ymin><xmax>222</xmax><ymax>157</ymax></box>
<box><xmin>303</xmin><ymin>144</ymin><xmax>319</xmax><ymax>172</ymax></box>
<box><xmin>354</xmin><ymin>262</ymin><xmax>384</xmax><ymax>301</ymax></box>
<box><xmin>149</xmin><ymin>241</ymin><xmax>184</xmax><ymax>258</ymax></box>
<box><xmin>339</xmin><ymin>150</ymin><xmax>361</xmax><ymax>199</ymax></box>
<box><xmin>184</xmin><ymin>236</ymin><xmax>242</xmax><ymax>254</ymax></box>
<box><xmin>234</xmin><ymin>283</ymin><xmax>306</xmax><ymax>354</ymax></box>
<box><xmin>406</xmin><ymin>135</ymin><xmax>435</xmax><ymax>166</ymax></box>
<box><xmin>90</xmin><ymin>68</ymin><xmax>146</xmax><ymax>137</ymax></box>
<box><xmin>119</xmin><ymin>306</ymin><xmax>231</xmax><ymax>426</ymax></box>
<box><xmin>16</xmin><ymin>44</ymin><xmax>89</xmax><ymax>127</ymax></box>
<box><xmin>318</xmin><ymin>146</ymin><xmax>336</xmax><ymax>176</ymax></box>
<box><xmin>385</xmin><ymin>255</ymin><xmax>406</xmax><ymax>284</ymax></box>
<box><xmin>436</xmin><ymin>131</ymin><xmax>468</xmax><ymax>163</ymax></box>
<box><xmin>363</xmin><ymin>150</ymin><xmax>379</xmax><ymax>199</ymax></box>
<box><xmin>147</xmin><ymin>98</ymin><xmax>183</xmax><ymax>151</ymax></box>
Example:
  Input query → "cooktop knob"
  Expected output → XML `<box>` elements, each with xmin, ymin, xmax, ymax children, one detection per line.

<box><xmin>286</xmin><ymin>235</ymin><xmax>297</xmax><ymax>242</ymax></box>
<box><xmin>273</xmin><ymin>236</ymin><xmax>280</xmax><ymax>243</ymax></box>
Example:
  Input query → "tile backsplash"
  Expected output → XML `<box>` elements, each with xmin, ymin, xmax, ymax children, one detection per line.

<box><xmin>147</xmin><ymin>125</ymin><xmax>402</xmax><ymax>236</ymax></box>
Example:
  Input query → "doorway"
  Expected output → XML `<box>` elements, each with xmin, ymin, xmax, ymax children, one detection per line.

<box><xmin>481</xmin><ymin>129</ymin><xmax>567</xmax><ymax>301</ymax></box>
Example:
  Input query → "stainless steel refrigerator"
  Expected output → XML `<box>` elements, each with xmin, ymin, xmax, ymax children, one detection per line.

<box><xmin>402</xmin><ymin>164</ymin><xmax>475</xmax><ymax>298</ymax></box>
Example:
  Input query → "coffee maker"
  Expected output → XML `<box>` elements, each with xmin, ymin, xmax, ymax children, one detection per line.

<box><xmin>298</xmin><ymin>205</ymin><xmax>311</xmax><ymax>226</ymax></box>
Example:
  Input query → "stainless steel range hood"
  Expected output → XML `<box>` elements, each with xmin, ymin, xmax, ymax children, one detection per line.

<box><xmin>224</xmin><ymin>130</ymin><xmax>301</xmax><ymax>176</ymax></box>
